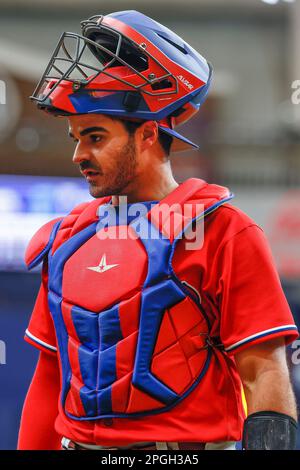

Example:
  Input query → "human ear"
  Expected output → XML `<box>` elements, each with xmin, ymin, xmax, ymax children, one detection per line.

<box><xmin>138</xmin><ymin>121</ymin><xmax>159</xmax><ymax>152</ymax></box>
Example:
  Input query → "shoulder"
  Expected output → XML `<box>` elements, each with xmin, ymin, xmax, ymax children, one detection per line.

<box><xmin>212</xmin><ymin>202</ymin><xmax>258</xmax><ymax>229</ymax></box>
<box><xmin>205</xmin><ymin>202</ymin><xmax>264</xmax><ymax>248</ymax></box>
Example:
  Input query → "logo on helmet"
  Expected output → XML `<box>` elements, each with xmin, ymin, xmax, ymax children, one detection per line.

<box><xmin>177</xmin><ymin>75</ymin><xmax>194</xmax><ymax>91</ymax></box>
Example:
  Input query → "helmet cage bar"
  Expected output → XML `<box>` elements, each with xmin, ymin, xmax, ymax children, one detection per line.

<box><xmin>30</xmin><ymin>23</ymin><xmax>179</xmax><ymax>104</ymax></box>
<box><xmin>80</xmin><ymin>14</ymin><xmax>106</xmax><ymax>29</ymax></box>
<box><xmin>60</xmin><ymin>35</ymin><xmax>90</xmax><ymax>79</ymax></box>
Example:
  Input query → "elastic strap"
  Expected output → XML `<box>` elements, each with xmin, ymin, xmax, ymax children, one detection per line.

<box><xmin>243</xmin><ymin>411</ymin><xmax>298</xmax><ymax>450</ymax></box>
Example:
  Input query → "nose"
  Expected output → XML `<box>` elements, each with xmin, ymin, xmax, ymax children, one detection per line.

<box><xmin>72</xmin><ymin>143</ymin><xmax>92</xmax><ymax>165</ymax></box>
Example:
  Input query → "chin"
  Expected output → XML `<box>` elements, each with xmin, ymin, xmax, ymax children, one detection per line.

<box><xmin>88</xmin><ymin>178</ymin><xmax>132</xmax><ymax>199</ymax></box>
<box><xmin>89</xmin><ymin>185</ymin><xmax>106</xmax><ymax>199</ymax></box>
<box><xmin>89</xmin><ymin>183</ymin><xmax>115</xmax><ymax>199</ymax></box>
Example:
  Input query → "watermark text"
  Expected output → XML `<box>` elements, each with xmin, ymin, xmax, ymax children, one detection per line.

<box><xmin>96</xmin><ymin>199</ymin><xmax>205</xmax><ymax>250</ymax></box>
<box><xmin>291</xmin><ymin>80</ymin><xmax>300</xmax><ymax>105</ymax></box>
<box><xmin>291</xmin><ymin>340</ymin><xmax>300</xmax><ymax>365</ymax></box>
<box><xmin>0</xmin><ymin>80</ymin><xmax>6</xmax><ymax>105</ymax></box>
<box><xmin>0</xmin><ymin>340</ymin><xmax>6</xmax><ymax>365</ymax></box>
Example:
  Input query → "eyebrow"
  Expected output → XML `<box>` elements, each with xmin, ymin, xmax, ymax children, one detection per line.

<box><xmin>68</xmin><ymin>126</ymin><xmax>109</xmax><ymax>138</ymax></box>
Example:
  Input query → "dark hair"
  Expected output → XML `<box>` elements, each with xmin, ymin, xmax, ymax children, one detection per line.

<box><xmin>113</xmin><ymin>118</ymin><xmax>173</xmax><ymax>157</ymax></box>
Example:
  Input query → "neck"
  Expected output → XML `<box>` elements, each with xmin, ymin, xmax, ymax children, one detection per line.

<box><xmin>111</xmin><ymin>161</ymin><xmax>179</xmax><ymax>205</ymax></box>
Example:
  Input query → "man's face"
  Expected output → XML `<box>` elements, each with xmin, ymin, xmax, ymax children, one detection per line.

<box><xmin>68</xmin><ymin>114</ymin><xmax>139</xmax><ymax>198</ymax></box>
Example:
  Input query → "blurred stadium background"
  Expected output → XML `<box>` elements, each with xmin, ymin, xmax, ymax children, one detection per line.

<box><xmin>0</xmin><ymin>0</ymin><xmax>300</xmax><ymax>450</ymax></box>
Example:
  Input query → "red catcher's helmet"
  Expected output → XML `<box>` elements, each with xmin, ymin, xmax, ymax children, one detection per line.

<box><xmin>31</xmin><ymin>10</ymin><xmax>212</xmax><ymax>152</ymax></box>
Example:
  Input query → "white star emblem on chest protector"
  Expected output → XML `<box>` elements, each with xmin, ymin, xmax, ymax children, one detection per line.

<box><xmin>87</xmin><ymin>254</ymin><xmax>119</xmax><ymax>273</ymax></box>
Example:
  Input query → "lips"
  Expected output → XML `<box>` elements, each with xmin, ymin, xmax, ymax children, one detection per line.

<box><xmin>81</xmin><ymin>169</ymin><xmax>101</xmax><ymax>180</ymax></box>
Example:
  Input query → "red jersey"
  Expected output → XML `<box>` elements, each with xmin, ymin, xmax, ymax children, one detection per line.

<box><xmin>24</xmin><ymin>179</ymin><xmax>298</xmax><ymax>445</ymax></box>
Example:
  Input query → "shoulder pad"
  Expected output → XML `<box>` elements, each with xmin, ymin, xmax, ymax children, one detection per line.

<box><xmin>57</xmin><ymin>201</ymin><xmax>92</xmax><ymax>234</ymax></box>
<box><xmin>52</xmin><ymin>197</ymin><xmax>111</xmax><ymax>246</ymax></box>
<box><xmin>50</xmin><ymin>199</ymin><xmax>104</xmax><ymax>252</ymax></box>
<box><xmin>200</xmin><ymin>182</ymin><xmax>233</xmax><ymax>204</ymax></box>
<box><xmin>189</xmin><ymin>179</ymin><xmax>233</xmax><ymax>207</ymax></box>
<box><xmin>25</xmin><ymin>217</ymin><xmax>63</xmax><ymax>270</ymax></box>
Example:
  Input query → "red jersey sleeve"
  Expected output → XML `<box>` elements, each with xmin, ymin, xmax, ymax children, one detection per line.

<box><xmin>25</xmin><ymin>261</ymin><xmax>57</xmax><ymax>355</ymax></box>
<box><xmin>216</xmin><ymin>224</ymin><xmax>298</xmax><ymax>355</ymax></box>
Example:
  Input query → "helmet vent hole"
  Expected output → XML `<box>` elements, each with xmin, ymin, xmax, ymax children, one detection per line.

<box><xmin>156</xmin><ymin>33</ymin><xmax>188</xmax><ymax>55</ymax></box>
<box><xmin>151</xmin><ymin>79</ymin><xmax>173</xmax><ymax>91</ymax></box>
<box><xmin>170</xmin><ymin>107</ymin><xmax>186</xmax><ymax>118</ymax></box>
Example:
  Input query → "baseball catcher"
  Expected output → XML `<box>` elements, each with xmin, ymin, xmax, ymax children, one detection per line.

<box><xmin>18</xmin><ymin>11</ymin><xmax>298</xmax><ymax>451</ymax></box>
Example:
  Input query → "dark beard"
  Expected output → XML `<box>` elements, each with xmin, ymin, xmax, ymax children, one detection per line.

<box><xmin>89</xmin><ymin>134</ymin><xmax>138</xmax><ymax>198</ymax></box>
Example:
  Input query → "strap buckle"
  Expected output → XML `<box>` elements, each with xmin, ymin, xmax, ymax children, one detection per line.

<box><xmin>198</xmin><ymin>333</ymin><xmax>224</xmax><ymax>351</ymax></box>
